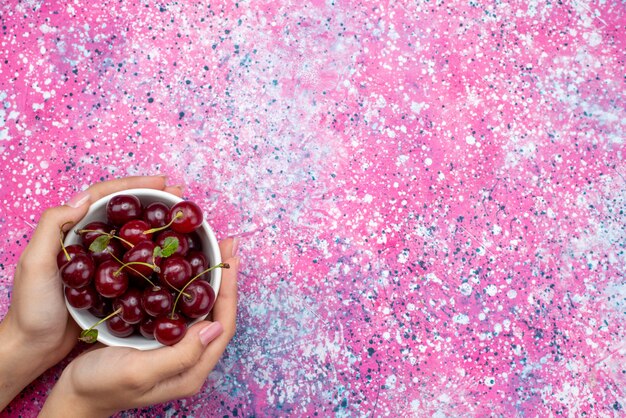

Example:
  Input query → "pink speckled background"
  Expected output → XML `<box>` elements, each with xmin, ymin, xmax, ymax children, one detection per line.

<box><xmin>1</xmin><ymin>0</ymin><xmax>625</xmax><ymax>416</ymax></box>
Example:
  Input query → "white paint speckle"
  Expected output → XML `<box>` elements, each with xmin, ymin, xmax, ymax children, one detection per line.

<box><xmin>397</xmin><ymin>248</ymin><xmax>409</xmax><ymax>264</ymax></box>
<box><xmin>459</xmin><ymin>282</ymin><xmax>473</xmax><ymax>296</ymax></box>
<box><xmin>453</xmin><ymin>313</ymin><xmax>470</xmax><ymax>325</ymax></box>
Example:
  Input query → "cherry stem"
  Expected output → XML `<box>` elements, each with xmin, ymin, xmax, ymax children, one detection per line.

<box><xmin>59</xmin><ymin>222</ymin><xmax>73</xmax><ymax>261</ymax></box>
<box><xmin>109</xmin><ymin>257</ymin><xmax>188</xmax><ymax>296</ymax></box>
<box><xmin>59</xmin><ymin>232</ymin><xmax>71</xmax><ymax>262</ymax></box>
<box><xmin>110</xmin><ymin>254</ymin><xmax>157</xmax><ymax>288</ymax></box>
<box><xmin>77</xmin><ymin>229</ymin><xmax>135</xmax><ymax>249</ymax></box>
<box><xmin>162</xmin><ymin>278</ymin><xmax>192</xmax><ymax>299</ymax></box>
<box><xmin>143</xmin><ymin>210</ymin><xmax>183</xmax><ymax>235</ymax></box>
<box><xmin>86</xmin><ymin>307</ymin><xmax>123</xmax><ymax>331</ymax></box>
<box><xmin>170</xmin><ymin>262</ymin><xmax>229</xmax><ymax>318</ymax></box>
<box><xmin>114</xmin><ymin>261</ymin><xmax>160</xmax><ymax>278</ymax></box>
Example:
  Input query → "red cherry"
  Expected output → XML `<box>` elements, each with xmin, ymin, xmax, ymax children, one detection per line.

<box><xmin>141</xmin><ymin>286</ymin><xmax>173</xmax><ymax>317</ymax></box>
<box><xmin>94</xmin><ymin>260</ymin><xmax>129</xmax><ymax>298</ymax></box>
<box><xmin>186</xmin><ymin>250</ymin><xmax>208</xmax><ymax>279</ymax></box>
<box><xmin>158</xmin><ymin>255</ymin><xmax>192</xmax><ymax>289</ymax></box>
<box><xmin>106</xmin><ymin>194</ymin><xmax>142</xmax><ymax>226</ymax></box>
<box><xmin>154</xmin><ymin>230</ymin><xmax>189</xmax><ymax>257</ymax></box>
<box><xmin>56</xmin><ymin>245</ymin><xmax>87</xmax><ymax>269</ymax></box>
<box><xmin>139</xmin><ymin>317</ymin><xmax>157</xmax><ymax>339</ymax></box>
<box><xmin>114</xmin><ymin>288</ymin><xmax>145</xmax><ymax>324</ymax></box>
<box><xmin>169</xmin><ymin>201</ymin><xmax>203</xmax><ymax>233</ymax></box>
<box><xmin>154</xmin><ymin>314</ymin><xmax>187</xmax><ymax>345</ymax></box>
<box><xmin>143</xmin><ymin>202</ymin><xmax>169</xmax><ymax>229</ymax></box>
<box><xmin>90</xmin><ymin>239</ymin><xmax>124</xmax><ymax>265</ymax></box>
<box><xmin>119</xmin><ymin>219</ymin><xmax>153</xmax><ymax>248</ymax></box>
<box><xmin>65</xmin><ymin>285</ymin><xmax>98</xmax><ymax>310</ymax></box>
<box><xmin>122</xmin><ymin>240</ymin><xmax>157</xmax><ymax>278</ymax></box>
<box><xmin>185</xmin><ymin>232</ymin><xmax>203</xmax><ymax>252</ymax></box>
<box><xmin>179</xmin><ymin>280</ymin><xmax>216</xmax><ymax>319</ymax></box>
<box><xmin>106</xmin><ymin>315</ymin><xmax>135</xmax><ymax>338</ymax></box>
<box><xmin>60</xmin><ymin>253</ymin><xmax>95</xmax><ymax>289</ymax></box>
<box><xmin>88</xmin><ymin>295</ymin><xmax>111</xmax><ymax>318</ymax></box>
<box><xmin>79</xmin><ymin>221</ymin><xmax>113</xmax><ymax>247</ymax></box>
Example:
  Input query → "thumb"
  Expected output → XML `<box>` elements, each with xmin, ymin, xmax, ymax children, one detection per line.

<box><xmin>21</xmin><ymin>190</ymin><xmax>92</xmax><ymax>267</ymax></box>
<box><xmin>142</xmin><ymin>320</ymin><xmax>224</xmax><ymax>382</ymax></box>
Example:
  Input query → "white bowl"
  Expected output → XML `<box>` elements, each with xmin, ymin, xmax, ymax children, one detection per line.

<box><xmin>63</xmin><ymin>188</ymin><xmax>222</xmax><ymax>350</ymax></box>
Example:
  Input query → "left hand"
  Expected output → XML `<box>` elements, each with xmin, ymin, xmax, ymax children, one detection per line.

<box><xmin>0</xmin><ymin>176</ymin><xmax>182</xmax><ymax>409</ymax></box>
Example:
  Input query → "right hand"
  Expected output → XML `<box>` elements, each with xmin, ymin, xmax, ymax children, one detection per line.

<box><xmin>39</xmin><ymin>239</ymin><xmax>239</xmax><ymax>418</ymax></box>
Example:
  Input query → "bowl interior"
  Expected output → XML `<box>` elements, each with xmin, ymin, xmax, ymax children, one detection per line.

<box><xmin>64</xmin><ymin>188</ymin><xmax>222</xmax><ymax>350</ymax></box>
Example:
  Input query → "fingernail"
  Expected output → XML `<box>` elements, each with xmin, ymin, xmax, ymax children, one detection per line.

<box><xmin>199</xmin><ymin>322</ymin><xmax>223</xmax><ymax>346</ymax></box>
<box><xmin>66</xmin><ymin>190</ymin><xmax>90</xmax><ymax>208</ymax></box>
<box><xmin>158</xmin><ymin>174</ymin><xmax>168</xmax><ymax>182</ymax></box>
<box><xmin>231</xmin><ymin>236</ymin><xmax>240</xmax><ymax>257</ymax></box>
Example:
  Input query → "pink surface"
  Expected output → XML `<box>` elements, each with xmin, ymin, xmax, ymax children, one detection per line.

<box><xmin>1</xmin><ymin>0</ymin><xmax>625</xmax><ymax>416</ymax></box>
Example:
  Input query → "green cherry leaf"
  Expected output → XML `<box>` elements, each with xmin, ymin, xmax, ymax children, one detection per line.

<box><xmin>89</xmin><ymin>235</ymin><xmax>111</xmax><ymax>253</ymax></box>
<box><xmin>79</xmin><ymin>328</ymin><xmax>98</xmax><ymax>344</ymax></box>
<box><xmin>153</xmin><ymin>245</ymin><xmax>163</xmax><ymax>259</ymax></box>
<box><xmin>159</xmin><ymin>237</ymin><xmax>179</xmax><ymax>258</ymax></box>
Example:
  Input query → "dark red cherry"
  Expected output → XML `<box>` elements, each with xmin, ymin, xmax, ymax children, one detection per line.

<box><xmin>106</xmin><ymin>315</ymin><xmax>134</xmax><ymax>338</ymax></box>
<box><xmin>65</xmin><ymin>285</ymin><xmax>98</xmax><ymax>310</ymax></box>
<box><xmin>154</xmin><ymin>314</ymin><xmax>187</xmax><ymax>345</ymax></box>
<box><xmin>106</xmin><ymin>194</ymin><xmax>142</xmax><ymax>226</ymax></box>
<box><xmin>139</xmin><ymin>317</ymin><xmax>157</xmax><ymax>339</ymax></box>
<box><xmin>119</xmin><ymin>219</ymin><xmax>153</xmax><ymax>248</ymax></box>
<box><xmin>88</xmin><ymin>295</ymin><xmax>111</xmax><ymax>318</ymax></box>
<box><xmin>122</xmin><ymin>240</ymin><xmax>157</xmax><ymax>278</ymax></box>
<box><xmin>180</xmin><ymin>280</ymin><xmax>216</xmax><ymax>319</ymax></box>
<box><xmin>94</xmin><ymin>260</ymin><xmax>129</xmax><ymax>298</ymax></box>
<box><xmin>141</xmin><ymin>286</ymin><xmax>173</xmax><ymax>317</ymax></box>
<box><xmin>169</xmin><ymin>201</ymin><xmax>203</xmax><ymax>233</ymax></box>
<box><xmin>56</xmin><ymin>245</ymin><xmax>87</xmax><ymax>269</ymax></box>
<box><xmin>143</xmin><ymin>202</ymin><xmax>169</xmax><ymax>229</ymax></box>
<box><xmin>60</xmin><ymin>253</ymin><xmax>95</xmax><ymax>289</ymax></box>
<box><xmin>155</xmin><ymin>230</ymin><xmax>188</xmax><ymax>257</ymax></box>
<box><xmin>114</xmin><ymin>288</ymin><xmax>144</xmax><ymax>324</ymax></box>
<box><xmin>158</xmin><ymin>255</ymin><xmax>192</xmax><ymax>289</ymax></box>
<box><xmin>186</xmin><ymin>250</ymin><xmax>208</xmax><ymax>279</ymax></box>
<box><xmin>90</xmin><ymin>239</ymin><xmax>124</xmax><ymax>265</ymax></box>
<box><xmin>185</xmin><ymin>232</ymin><xmax>203</xmax><ymax>252</ymax></box>
<box><xmin>79</xmin><ymin>221</ymin><xmax>113</xmax><ymax>247</ymax></box>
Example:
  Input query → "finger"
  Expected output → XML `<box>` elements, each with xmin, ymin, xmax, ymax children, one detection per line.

<box><xmin>148</xmin><ymin>275</ymin><xmax>237</xmax><ymax>401</ymax></box>
<box><xmin>163</xmin><ymin>185</ymin><xmax>184</xmax><ymax>197</ymax></box>
<box><xmin>138</xmin><ymin>320</ymin><xmax>220</xmax><ymax>383</ymax></box>
<box><xmin>144</xmin><ymin>249</ymin><xmax>238</xmax><ymax>402</ymax></box>
<box><xmin>80</xmin><ymin>175</ymin><xmax>168</xmax><ymax>203</ymax></box>
<box><xmin>20</xmin><ymin>203</ymin><xmax>92</xmax><ymax>269</ymax></box>
<box><xmin>212</xmin><ymin>237</ymin><xmax>240</xmax><ymax>336</ymax></box>
<box><xmin>21</xmin><ymin>176</ymin><xmax>168</xmax><ymax>266</ymax></box>
<box><xmin>203</xmin><ymin>252</ymin><xmax>239</xmax><ymax>358</ymax></box>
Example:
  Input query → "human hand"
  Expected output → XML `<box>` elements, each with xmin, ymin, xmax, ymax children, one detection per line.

<box><xmin>39</xmin><ymin>239</ymin><xmax>239</xmax><ymax>418</ymax></box>
<box><xmin>0</xmin><ymin>176</ymin><xmax>183</xmax><ymax>410</ymax></box>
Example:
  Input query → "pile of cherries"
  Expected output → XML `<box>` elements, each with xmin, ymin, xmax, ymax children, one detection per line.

<box><xmin>57</xmin><ymin>194</ymin><xmax>226</xmax><ymax>346</ymax></box>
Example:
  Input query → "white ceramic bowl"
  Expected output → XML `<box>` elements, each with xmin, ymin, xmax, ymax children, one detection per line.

<box><xmin>63</xmin><ymin>188</ymin><xmax>222</xmax><ymax>350</ymax></box>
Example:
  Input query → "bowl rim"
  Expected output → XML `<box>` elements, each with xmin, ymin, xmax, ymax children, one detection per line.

<box><xmin>63</xmin><ymin>188</ymin><xmax>222</xmax><ymax>350</ymax></box>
